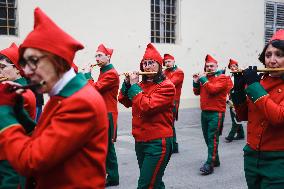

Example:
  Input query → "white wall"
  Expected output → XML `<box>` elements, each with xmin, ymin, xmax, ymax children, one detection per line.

<box><xmin>1</xmin><ymin>0</ymin><xmax>282</xmax><ymax>109</ymax></box>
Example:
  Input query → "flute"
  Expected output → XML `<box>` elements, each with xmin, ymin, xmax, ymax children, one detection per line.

<box><xmin>9</xmin><ymin>80</ymin><xmax>46</xmax><ymax>92</ymax></box>
<box><xmin>119</xmin><ymin>71</ymin><xmax>157</xmax><ymax>76</ymax></box>
<box><xmin>231</xmin><ymin>68</ymin><xmax>284</xmax><ymax>73</ymax></box>
<box><xmin>0</xmin><ymin>77</ymin><xmax>8</xmax><ymax>82</ymax></box>
<box><xmin>90</xmin><ymin>63</ymin><xmax>101</xmax><ymax>68</ymax></box>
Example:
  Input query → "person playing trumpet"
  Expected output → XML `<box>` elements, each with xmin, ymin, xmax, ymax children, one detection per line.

<box><xmin>193</xmin><ymin>54</ymin><xmax>233</xmax><ymax>175</ymax></box>
<box><xmin>231</xmin><ymin>29</ymin><xmax>284</xmax><ymax>189</ymax></box>
<box><xmin>86</xmin><ymin>44</ymin><xmax>120</xmax><ymax>187</ymax></box>
<box><xmin>225</xmin><ymin>59</ymin><xmax>245</xmax><ymax>143</ymax></box>
<box><xmin>118</xmin><ymin>43</ymin><xmax>175</xmax><ymax>189</ymax></box>
<box><xmin>163</xmin><ymin>53</ymin><xmax>184</xmax><ymax>153</ymax></box>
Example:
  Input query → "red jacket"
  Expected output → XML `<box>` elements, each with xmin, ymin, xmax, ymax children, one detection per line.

<box><xmin>88</xmin><ymin>64</ymin><xmax>119</xmax><ymax>139</ymax></box>
<box><xmin>163</xmin><ymin>65</ymin><xmax>184</xmax><ymax>119</ymax></box>
<box><xmin>193</xmin><ymin>73</ymin><xmax>232</xmax><ymax>112</ymax></box>
<box><xmin>22</xmin><ymin>89</ymin><xmax>36</xmax><ymax>120</ymax></box>
<box><xmin>234</xmin><ymin>76</ymin><xmax>284</xmax><ymax>151</ymax></box>
<box><xmin>0</xmin><ymin>74</ymin><xmax>108</xmax><ymax>189</ymax></box>
<box><xmin>118</xmin><ymin>78</ymin><xmax>175</xmax><ymax>141</ymax></box>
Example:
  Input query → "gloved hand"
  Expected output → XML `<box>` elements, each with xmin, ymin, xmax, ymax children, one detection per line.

<box><xmin>243</xmin><ymin>66</ymin><xmax>260</xmax><ymax>86</ymax></box>
<box><xmin>233</xmin><ymin>72</ymin><xmax>245</xmax><ymax>91</ymax></box>
<box><xmin>0</xmin><ymin>83</ymin><xmax>18</xmax><ymax>106</ymax></box>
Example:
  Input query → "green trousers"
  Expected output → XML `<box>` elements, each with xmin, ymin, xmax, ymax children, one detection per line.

<box><xmin>227</xmin><ymin>107</ymin><xmax>244</xmax><ymax>139</ymax></box>
<box><xmin>0</xmin><ymin>160</ymin><xmax>20</xmax><ymax>189</ymax></box>
<box><xmin>201</xmin><ymin>111</ymin><xmax>224</xmax><ymax>165</ymax></box>
<box><xmin>135</xmin><ymin>137</ymin><xmax>173</xmax><ymax>189</ymax></box>
<box><xmin>172</xmin><ymin>100</ymin><xmax>178</xmax><ymax>152</ymax></box>
<box><xmin>244</xmin><ymin>145</ymin><xmax>284</xmax><ymax>189</ymax></box>
<box><xmin>106</xmin><ymin>113</ymin><xmax>119</xmax><ymax>183</ymax></box>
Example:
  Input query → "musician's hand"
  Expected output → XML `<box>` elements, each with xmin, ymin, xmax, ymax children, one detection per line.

<box><xmin>193</xmin><ymin>73</ymin><xmax>200</xmax><ymax>83</ymax></box>
<box><xmin>243</xmin><ymin>66</ymin><xmax>260</xmax><ymax>86</ymax></box>
<box><xmin>233</xmin><ymin>72</ymin><xmax>245</xmax><ymax>91</ymax></box>
<box><xmin>124</xmin><ymin>73</ymin><xmax>130</xmax><ymax>85</ymax></box>
<box><xmin>0</xmin><ymin>83</ymin><xmax>19</xmax><ymax>106</ymax></box>
<box><xmin>129</xmin><ymin>71</ymin><xmax>139</xmax><ymax>85</ymax></box>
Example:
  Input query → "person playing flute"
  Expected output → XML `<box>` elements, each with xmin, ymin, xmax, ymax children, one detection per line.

<box><xmin>225</xmin><ymin>59</ymin><xmax>245</xmax><ymax>142</ymax></box>
<box><xmin>0</xmin><ymin>7</ymin><xmax>109</xmax><ymax>189</ymax></box>
<box><xmin>118</xmin><ymin>43</ymin><xmax>175</xmax><ymax>189</ymax></box>
<box><xmin>0</xmin><ymin>43</ymin><xmax>36</xmax><ymax>189</ymax></box>
<box><xmin>231</xmin><ymin>29</ymin><xmax>284</xmax><ymax>189</ymax></box>
<box><xmin>193</xmin><ymin>54</ymin><xmax>233</xmax><ymax>175</ymax></box>
<box><xmin>163</xmin><ymin>53</ymin><xmax>184</xmax><ymax>153</ymax></box>
<box><xmin>86</xmin><ymin>44</ymin><xmax>120</xmax><ymax>187</ymax></box>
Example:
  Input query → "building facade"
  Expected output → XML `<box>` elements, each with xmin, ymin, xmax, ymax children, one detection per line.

<box><xmin>1</xmin><ymin>0</ymin><xmax>284</xmax><ymax>109</ymax></box>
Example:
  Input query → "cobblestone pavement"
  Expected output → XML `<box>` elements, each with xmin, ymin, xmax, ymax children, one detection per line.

<box><xmin>109</xmin><ymin>108</ymin><xmax>247</xmax><ymax>189</ymax></box>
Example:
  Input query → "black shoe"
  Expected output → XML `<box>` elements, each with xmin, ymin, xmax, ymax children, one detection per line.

<box><xmin>225</xmin><ymin>136</ymin><xmax>233</xmax><ymax>143</ymax></box>
<box><xmin>172</xmin><ymin>147</ymin><xmax>179</xmax><ymax>154</ymax></box>
<box><xmin>200</xmin><ymin>164</ymin><xmax>214</xmax><ymax>175</ymax></box>
<box><xmin>214</xmin><ymin>162</ymin><xmax>220</xmax><ymax>167</ymax></box>
<box><xmin>234</xmin><ymin>136</ymin><xmax>244</xmax><ymax>140</ymax></box>
<box><xmin>105</xmin><ymin>180</ymin><xmax>119</xmax><ymax>187</ymax></box>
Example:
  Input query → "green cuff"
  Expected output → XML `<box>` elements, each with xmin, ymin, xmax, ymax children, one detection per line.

<box><xmin>230</xmin><ymin>90</ymin><xmax>246</xmax><ymax>105</ymax></box>
<box><xmin>245</xmin><ymin>82</ymin><xmax>268</xmax><ymax>103</ymax></box>
<box><xmin>199</xmin><ymin>76</ymin><xmax>208</xmax><ymax>85</ymax></box>
<box><xmin>193</xmin><ymin>81</ymin><xmax>200</xmax><ymax>88</ymax></box>
<box><xmin>0</xmin><ymin>106</ymin><xmax>19</xmax><ymax>131</ymax></box>
<box><xmin>128</xmin><ymin>84</ymin><xmax>143</xmax><ymax>100</ymax></box>
<box><xmin>84</xmin><ymin>72</ymin><xmax>92</xmax><ymax>80</ymax></box>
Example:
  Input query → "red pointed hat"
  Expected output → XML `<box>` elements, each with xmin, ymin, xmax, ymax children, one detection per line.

<box><xmin>0</xmin><ymin>43</ymin><xmax>19</xmax><ymax>68</ymax></box>
<box><xmin>142</xmin><ymin>43</ymin><xmax>163</xmax><ymax>65</ymax></box>
<box><xmin>205</xmin><ymin>54</ymin><xmax>218</xmax><ymax>64</ymax></box>
<box><xmin>228</xmin><ymin>59</ymin><xmax>238</xmax><ymax>68</ymax></box>
<box><xmin>164</xmin><ymin>53</ymin><xmax>175</xmax><ymax>61</ymax></box>
<box><xmin>96</xmin><ymin>44</ymin><xmax>113</xmax><ymax>57</ymax></box>
<box><xmin>270</xmin><ymin>29</ymin><xmax>284</xmax><ymax>42</ymax></box>
<box><xmin>19</xmin><ymin>7</ymin><xmax>84</xmax><ymax>66</ymax></box>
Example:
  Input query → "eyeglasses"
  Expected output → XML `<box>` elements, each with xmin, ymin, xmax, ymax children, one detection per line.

<box><xmin>142</xmin><ymin>60</ymin><xmax>156</xmax><ymax>67</ymax></box>
<box><xmin>0</xmin><ymin>62</ymin><xmax>14</xmax><ymax>69</ymax></box>
<box><xmin>19</xmin><ymin>55</ymin><xmax>47</xmax><ymax>70</ymax></box>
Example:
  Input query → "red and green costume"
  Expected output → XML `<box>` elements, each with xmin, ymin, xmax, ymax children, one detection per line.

<box><xmin>87</xmin><ymin>63</ymin><xmax>120</xmax><ymax>184</ymax></box>
<box><xmin>231</xmin><ymin>75</ymin><xmax>284</xmax><ymax>189</ymax></box>
<box><xmin>193</xmin><ymin>72</ymin><xmax>232</xmax><ymax>166</ymax></box>
<box><xmin>119</xmin><ymin>76</ymin><xmax>175</xmax><ymax>188</ymax></box>
<box><xmin>163</xmin><ymin>65</ymin><xmax>184</xmax><ymax>153</ymax></box>
<box><xmin>0</xmin><ymin>43</ymin><xmax>36</xmax><ymax>188</ymax></box>
<box><xmin>0</xmin><ymin>73</ymin><xmax>109</xmax><ymax>189</ymax></box>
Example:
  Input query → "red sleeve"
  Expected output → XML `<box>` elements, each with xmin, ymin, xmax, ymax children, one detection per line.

<box><xmin>132</xmin><ymin>82</ymin><xmax>175</xmax><ymax>115</ymax></box>
<box><xmin>89</xmin><ymin>72</ymin><xmax>119</xmax><ymax>93</ymax></box>
<box><xmin>203</xmin><ymin>75</ymin><xmax>228</xmax><ymax>95</ymax></box>
<box><xmin>254</xmin><ymin>95</ymin><xmax>284</xmax><ymax>126</ymax></box>
<box><xmin>234</xmin><ymin>102</ymin><xmax>248</xmax><ymax>121</ymax></box>
<box><xmin>118</xmin><ymin>91</ymin><xmax>132</xmax><ymax>108</ymax></box>
<box><xmin>193</xmin><ymin>86</ymin><xmax>200</xmax><ymax>95</ymax></box>
<box><xmin>0</xmin><ymin>98</ymin><xmax>106</xmax><ymax>176</ymax></box>
<box><xmin>22</xmin><ymin>89</ymin><xmax>36</xmax><ymax>120</ymax></box>
<box><xmin>169</xmin><ymin>70</ymin><xmax>184</xmax><ymax>87</ymax></box>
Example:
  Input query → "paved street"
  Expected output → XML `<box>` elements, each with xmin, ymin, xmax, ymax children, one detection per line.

<box><xmin>110</xmin><ymin>108</ymin><xmax>247</xmax><ymax>189</ymax></box>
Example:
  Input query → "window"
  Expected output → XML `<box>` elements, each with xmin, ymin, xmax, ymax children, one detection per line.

<box><xmin>0</xmin><ymin>0</ymin><xmax>17</xmax><ymax>36</ymax></box>
<box><xmin>265</xmin><ymin>1</ymin><xmax>284</xmax><ymax>44</ymax></box>
<box><xmin>151</xmin><ymin>0</ymin><xmax>177</xmax><ymax>44</ymax></box>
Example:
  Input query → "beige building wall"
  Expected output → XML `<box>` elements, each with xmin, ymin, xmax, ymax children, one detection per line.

<box><xmin>1</xmin><ymin>0</ymin><xmax>283</xmax><ymax>110</ymax></box>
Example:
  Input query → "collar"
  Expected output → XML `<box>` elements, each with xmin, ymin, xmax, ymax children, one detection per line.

<box><xmin>14</xmin><ymin>77</ymin><xmax>28</xmax><ymax>86</ymax></box>
<box><xmin>57</xmin><ymin>73</ymin><xmax>87</xmax><ymax>97</ymax></box>
<box><xmin>49</xmin><ymin>68</ymin><xmax>76</xmax><ymax>96</ymax></box>
<box><xmin>166</xmin><ymin>65</ymin><xmax>177</xmax><ymax>71</ymax></box>
<box><xmin>100</xmin><ymin>63</ymin><xmax>114</xmax><ymax>73</ymax></box>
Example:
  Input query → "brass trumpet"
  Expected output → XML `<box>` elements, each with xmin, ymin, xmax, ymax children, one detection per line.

<box><xmin>231</xmin><ymin>68</ymin><xmax>284</xmax><ymax>73</ymax></box>
<box><xmin>0</xmin><ymin>77</ymin><xmax>8</xmax><ymax>82</ymax></box>
<box><xmin>119</xmin><ymin>71</ymin><xmax>157</xmax><ymax>76</ymax></box>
